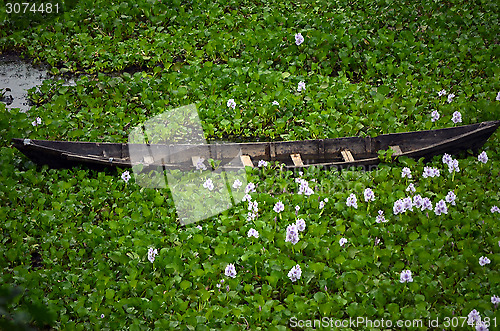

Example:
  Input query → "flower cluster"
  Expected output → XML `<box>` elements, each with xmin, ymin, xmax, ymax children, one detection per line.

<box><xmin>121</xmin><ymin>171</ymin><xmax>131</xmax><ymax>183</ymax></box>
<box><xmin>31</xmin><ymin>117</ymin><xmax>42</xmax><ymax>127</ymax></box>
<box><xmin>491</xmin><ymin>206</ymin><xmax>500</xmax><ymax>213</ymax></box>
<box><xmin>295</xmin><ymin>33</ymin><xmax>304</xmax><ymax>46</ymax></box>
<box><xmin>399</xmin><ymin>270</ymin><xmax>413</xmax><ymax>283</ymax></box>
<box><xmin>447</xmin><ymin>93</ymin><xmax>456</xmax><ymax>104</ymax></box>
<box><xmin>296</xmin><ymin>178</ymin><xmax>314</xmax><ymax>195</ymax></box>
<box><xmin>438</xmin><ymin>89</ymin><xmax>447</xmax><ymax>97</ymax></box>
<box><xmin>478</xmin><ymin>151</ymin><xmax>488</xmax><ymax>164</ymax></box>
<box><xmin>375</xmin><ymin>210</ymin><xmax>388</xmax><ymax>223</ymax></box>
<box><xmin>272</xmin><ymin>100</ymin><xmax>279</xmax><ymax>107</ymax></box>
<box><xmin>434</xmin><ymin>199</ymin><xmax>448</xmax><ymax>216</ymax></box>
<box><xmin>203</xmin><ymin>178</ymin><xmax>214</xmax><ymax>191</ymax></box>
<box><xmin>479</xmin><ymin>256</ymin><xmax>490</xmax><ymax>266</ymax></box>
<box><xmin>247</xmin><ymin>228</ymin><xmax>259</xmax><ymax>238</ymax></box>
<box><xmin>363</xmin><ymin>188</ymin><xmax>375</xmax><ymax>202</ymax></box>
<box><xmin>431</xmin><ymin>110</ymin><xmax>440</xmax><ymax>122</ymax></box>
<box><xmin>295</xmin><ymin>218</ymin><xmax>306</xmax><ymax>232</ymax></box>
<box><xmin>445</xmin><ymin>191</ymin><xmax>456</xmax><ymax>206</ymax></box>
<box><xmin>346</xmin><ymin>193</ymin><xmax>358</xmax><ymax>209</ymax></box>
<box><xmin>147</xmin><ymin>248</ymin><xmax>158</xmax><ymax>263</ymax></box>
<box><xmin>319</xmin><ymin>197</ymin><xmax>328</xmax><ymax>209</ymax></box>
<box><xmin>442</xmin><ymin>153</ymin><xmax>460</xmax><ymax>173</ymax></box>
<box><xmin>401</xmin><ymin>167</ymin><xmax>412</xmax><ymax>179</ymax></box>
<box><xmin>297</xmin><ymin>81</ymin><xmax>306</xmax><ymax>92</ymax></box>
<box><xmin>258</xmin><ymin>160</ymin><xmax>268</xmax><ymax>167</ymax></box>
<box><xmin>393</xmin><ymin>197</ymin><xmax>413</xmax><ymax>215</ymax></box>
<box><xmin>225</xmin><ymin>263</ymin><xmax>237</xmax><ymax>278</ymax></box>
<box><xmin>227</xmin><ymin>99</ymin><xmax>236</xmax><ymax>109</ymax></box>
<box><xmin>422</xmin><ymin>166</ymin><xmax>440</xmax><ymax>178</ymax></box>
<box><xmin>232</xmin><ymin>179</ymin><xmax>242</xmax><ymax>189</ymax></box>
<box><xmin>285</xmin><ymin>224</ymin><xmax>300</xmax><ymax>245</ymax></box>
<box><xmin>496</xmin><ymin>91</ymin><xmax>500</xmax><ymax>101</ymax></box>
<box><xmin>288</xmin><ymin>264</ymin><xmax>302</xmax><ymax>282</ymax></box>
<box><xmin>339</xmin><ymin>237</ymin><xmax>348</xmax><ymax>246</ymax></box>
<box><xmin>491</xmin><ymin>295</ymin><xmax>500</xmax><ymax>305</ymax></box>
<box><xmin>247</xmin><ymin>200</ymin><xmax>259</xmax><ymax>221</ymax></box>
<box><xmin>245</xmin><ymin>182</ymin><xmax>256</xmax><ymax>194</ymax></box>
<box><xmin>274</xmin><ymin>201</ymin><xmax>285</xmax><ymax>213</ymax></box>
<box><xmin>195</xmin><ymin>157</ymin><xmax>207</xmax><ymax>170</ymax></box>
<box><xmin>451</xmin><ymin>111</ymin><xmax>461</xmax><ymax>123</ymax></box>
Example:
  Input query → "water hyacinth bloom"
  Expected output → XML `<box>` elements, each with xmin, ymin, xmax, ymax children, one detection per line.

<box><xmin>431</xmin><ymin>110</ymin><xmax>440</xmax><ymax>122</ymax></box>
<box><xmin>227</xmin><ymin>99</ymin><xmax>236</xmax><ymax>109</ymax></box>
<box><xmin>121</xmin><ymin>171</ymin><xmax>131</xmax><ymax>183</ymax></box>
<box><xmin>401</xmin><ymin>167</ymin><xmax>412</xmax><ymax>179</ymax></box>
<box><xmin>203</xmin><ymin>178</ymin><xmax>214</xmax><ymax>191</ymax></box>
<box><xmin>196</xmin><ymin>225</ymin><xmax>202</xmax><ymax>230</ymax></box>
<box><xmin>375</xmin><ymin>210</ymin><xmax>387</xmax><ymax>223</ymax></box>
<box><xmin>195</xmin><ymin>158</ymin><xmax>207</xmax><ymax>170</ymax></box>
<box><xmin>445</xmin><ymin>191</ymin><xmax>456</xmax><ymax>206</ymax></box>
<box><xmin>451</xmin><ymin>111</ymin><xmax>462</xmax><ymax>123</ymax></box>
<box><xmin>496</xmin><ymin>91</ymin><xmax>500</xmax><ymax>101</ymax></box>
<box><xmin>412</xmin><ymin>195</ymin><xmax>423</xmax><ymax>209</ymax></box>
<box><xmin>467</xmin><ymin>309</ymin><xmax>481</xmax><ymax>325</ymax></box>
<box><xmin>339</xmin><ymin>238</ymin><xmax>347</xmax><ymax>246</ymax></box>
<box><xmin>393</xmin><ymin>199</ymin><xmax>405</xmax><ymax>215</ymax></box>
<box><xmin>447</xmin><ymin>159</ymin><xmax>460</xmax><ymax>173</ymax></box>
<box><xmin>442</xmin><ymin>153</ymin><xmax>453</xmax><ymax>165</ymax></box>
<box><xmin>247</xmin><ymin>228</ymin><xmax>259</xmax><ymax>239</ymax></box>
<box><xmin>475</xmin><ymin>323</ymin><xmax>488</xmax><ymax>331</ymax></box>
<box><xmin>421</xmin><ymin>197</ymin><xmax>433</xmax><ymax>211</ymax></box>
<box><xmin>399</xmin><ymin>270</ymin><xmax>413</xmax><ymax>283</ymax></box>
<box><xmin>297</xmin><ymin>81</ymin><xmax>306</xmax><ymax>92</ymax></box>
<box><xmin>402</xmin><ymin>197</ymin><xmax>413</xmax><ymax>212</ymax></box>
<box><xmin>491</xmin><ymin>295</ymin><xmax>500</xmax><ymax>304</ymax></box>
<box><xmin>225</xmin><ymin>263</ymin><xmax>237</xmax><ymax>278</ymax></box>
<box><xmin>438</xmin><ymin>89</ymin><xmax>447</xmax><ymax>97</ymax></box>
<box><xmin>447</xmin><ymin>93</ymin><xmax>455</xmax><ymax>103</ymax></box>
<box><xmin>296</xmin><ymin>218</ymin><xmax>306</xmax><ymax>232</ymax></box>
<box><xmin>258</xmin><ymin>160</ymin><xmax>268</xmax><ymax>167</ymax></box>
<box><xmin>242</xmin><ymin>193</ymin><xmax>251</xmax><ymax>202</ymax></box>
<box><xmin>273</xmin><ymin>201</ymin><xmax>284</xmax><ymax>213</ymax></box>
<box><xmin>100</xmin><ymin>314</ymin><xmax>105</xmax><ymax>318</ymax></box>
<box><xmin>272</xmin><ymin>100</ymin><xmax>279</xmax><ymax>106</ymax></box>
<box><xmin>147</xmin><ymin>248</ymin><xmax>158</xmax><ymax>263</ymax></box>
<box><xmin>285</xmin><ymin>224</ymin><xmax>300</xmax><ymax>245</ymax></box>
<box><xmin>232</xmin><ymin>179</ymin><xmax>242</xmax><ymax>189</ymax></box>
<box><xmin>478</xmin><ymin>151</ymin><xmax>488</xmax><ymax>164</ymax></box>
<box><xmin>406</xmin><ymin>183</ymin><xmax>416</xmax><ymax>193</ymax></box>
<box><xmin>434</xmin><ymin>199</ymin><xmax>448</xmax><ymax>216</ymax></box>
<box><xmin>295</xmin><ymin>33</ymin><xmax>304</xmax><ymax>46</ymax></box>
<box><xmin>491</xmin><ymin>206</ymin><xmax>500</xmax><ymax>213</ymax></box>
<box><xmin>319</xmin><ymin>201</ymin><xmax>325</xmax><ymax>209</ymax></box>
<box><xmin>288</xmin><ymin>264</ymin><xmax>302</xmax><ymax>282</ymax></box>
<box><xmin>245</xmin><ymin>182</ymin><xmax>256</xmax><ymax>193</ymax></box>
<box><xmin>479</xmin><ymin>256</ymin><xmax>491</xmax><ymax>266</ymax></box>
<box><xmin>295</xmin><ymin>205</ymin><xmax>300</xmax><ymax>212</ymax></box>
<box><xmin>423</xmin><ymin>166</ymin><xmax>440</xmax><ymax>178</ymax></box>
<box><xmin>364</xmin><ymin>188</ymin><xmax>375</xmax><ymax>202</ymax></box>
<box><xmin>346</xmin><ymin>193</ymin><xmax>358</xmax><ymax>209</ymax></box>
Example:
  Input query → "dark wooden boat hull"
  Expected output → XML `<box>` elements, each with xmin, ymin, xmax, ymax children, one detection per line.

<box><xmin>11</xmin><ymin>120</ymin><xmax>500</xmax><ymax>171</ymax></box>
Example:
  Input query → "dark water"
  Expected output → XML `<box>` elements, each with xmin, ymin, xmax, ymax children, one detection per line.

<box><xmin>0</xmin><ymin>52</ymin><xmax>75</xmax><ymax>113</ymax></box>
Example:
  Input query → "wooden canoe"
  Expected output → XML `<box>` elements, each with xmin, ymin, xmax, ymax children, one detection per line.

<box><xmin>11</xmin><ymin>120</ymin><xmax>500</xmax><ymax>171</ymax></box>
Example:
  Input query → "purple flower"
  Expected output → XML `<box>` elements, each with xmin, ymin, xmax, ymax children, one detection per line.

<box><xmin>406</xmin><ymin>183</ymin><xmax>416</xmax><ymax>193</ymax></box>
<box><xmin>121</xmin><ymin>171</ymin><xmax>131</xmax><ymax>183</ymax></box>
<box><xmin>227</xmin><ymin>99</ymin><xmax>236</xmax><ymax>109</ymax></box>
<box><xmin>100</xmin><ymin>314</ymin><xmax>105</xmax><ymax>318</ymax></box>
<box><xmin>491</xmin><ymin>206</ymin><xmax>500</xmax><ymax>213</ymax></box>
<box><xmin>242</xmin><ymin>194</ymin><xmax>251</xmax><ymax>202</ymax></box>
<box><xmin>319</xmin><ymin>201</ymin><xmax>325</xmax><ymax>209</ymax></box>
<box><xmin>225</xmin><ymin>263</ymin><xmax>237</xmax><ymax>278</ymax></box>
<box><xmin>364</xmin><ymin>188</ymin><xmax>375</xmax><ymax>202</ymax></box>
<box><xmin>296</xmin><ymin>218</ymin><xmax>306</xmax><ymax>232</ymax></box>
<box><xmin>421</xmin><ymin>197</ymin><xmax>433</xmax><ymax>211</ymax></box>
<box><xmin>273</xmin><ymin>201</ymin><xmax>285</xmax><ymax>213</ymax></box>
<box><xmin>451</xmin><ymin>111</ymin><xmax>462</xmax><ymax>123</ymax></box>
<box><xmin>491</xmin><ymin>295</ymin><xmax>500</xmax><ymax>304</ymax></box>
<box><xmin>245</xmin><ymin>182</ymin><xmax>256</xmax><ymax>193</ymax></box>
<box><xmin>402</xmin><ymin>197</ymin><xmax>413</xmax><ymax>212</ymax></box>
<box><xmin>438</xmin><ymin>89</ymin><xmax>447</xmax><ymax>97</ymax></box>
<box><xmin>297</xmin><ymin>81</ymin><xmax>306</xmax><ymax>92</ymax></box>
<box><xmin>147</xmin><ymin>248</ymin><xmax>158</xmax><ymax>263</ymax></box>
<box><xmin>339</xmin><ymin>237</ymin><xmax>347</xmax><ymax>246</ymax></box>
<box><xmin>203</xmin><ymin>178</ymin><xmax>214</xmax><ymax>191</ymax></box>
<box><xmin>401</xmin><ymin>167</ymin><xmax>412</xmax><ymax>179</ymax></box>
<box><xmin>399</xmin><ymin>270</ymin><xmax>413</xmax><ymax>283</ymax></box>
<box><xmin>445</xmin><ymin>191</ymin><xmax>456</xmax><ymax>206</ymax></box>
<box><xmin>295</xmin><ymin>33</ymin><xmax>304</xmax><ymax>46</ymax></box>
<box><xmin>478</xmin><ymin>151</ymin><xmax>488</xmax><ymax>164</ymax></box>
<box><xmin>196</xmin><ymin>225</ymin><xmax>202</xmax><ymax>230</ymax></box>
<box><xmin>285</xmin><ymin>224</ymin><xmax>299</xmax><ymax>245</ymax></box>
<box><xmin>496</xmin><ymin>91</ymin><xmax>500</xmax><ymax>101</ymax></box>
<box><xmin>431</xmin><ymin>110</ymin><xmax>440</xmax><ymax>122</ymax></box>
<box><xmin>247</xmin><ymin>228</ymin><xmax>259</xmax><ymax>239</ymax></box>
<box><xmin>467</xmin><ymin>309</ymin><xmax>481</xmax><ymax>325</ymax></box>
<box><xmin>272</xmin><ymin>100</ymin><xmax>279</xmax><ymax>107</ymax></box>
<box><xmin>412</xmin><ymin>195</ymin><xmax>423</xmax><ymax>209</ymax></box>
<box><xmin>447</xmin><ymin>158</ymin><xmax>459</xmax><ymax>173</ymax></box>
<box><xmin>393</xmin><ymin>199</ymin><xmax>405</xmax><ymax>215</ymax></box>
<box><xmin>288</xmin><ymin>264</ymin><xmax>302</xmax><ymax>282</ymax></box>
<box><xmin>258</xmin><ymin>160</ymin><xmax>268</xmax><ymax>167</ymax></box>
<box><xmin>423</xmin><ymin>166</ymin><xmax>440</xmax><ymax>178</ymax></box>
<box><xmin>346</xmin><ymin>193</ymin><xmax>358</xmax><ymax>209</ymax></box>
<box><xmin>479</xmin><ymin>256</ymin><xmax>491</xmax><ymax>266</ymax></box>
<box><xmin>447</xmin><ymin>93</ymin><xmax>455</xmax><ymax>103</ymax></box>
<box><xmin>475</xmin><ymin>323</ymin><xmax>488</xmax><ymax>331</ymax></box>
<box><xmin>442</xmin><ymin>153</ymin><xmax>453</xmax><ymax>165</ymax></box>
<box><xmin>375</xmin><ymin>210</ymin><xmax>387</xmax><ymax>223</ymax></box>
<box><xmin>232</xmin><ymin>179</ymin><xmax>242</xmax><ymax>189</ymax></box>
<box><xmin>31</xmin><ymin>117</ymin><xmax>42</xmax><ymax>126</ymax></box>
<box><xmin>434</xmin><ymin>199</ymin><xmax>448</xmax><ymax>216</ymax></box>
<box><xmin>195</xmin><ymin>158</ymin><xmax>207</xmax><ymax>170</ymax></box>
